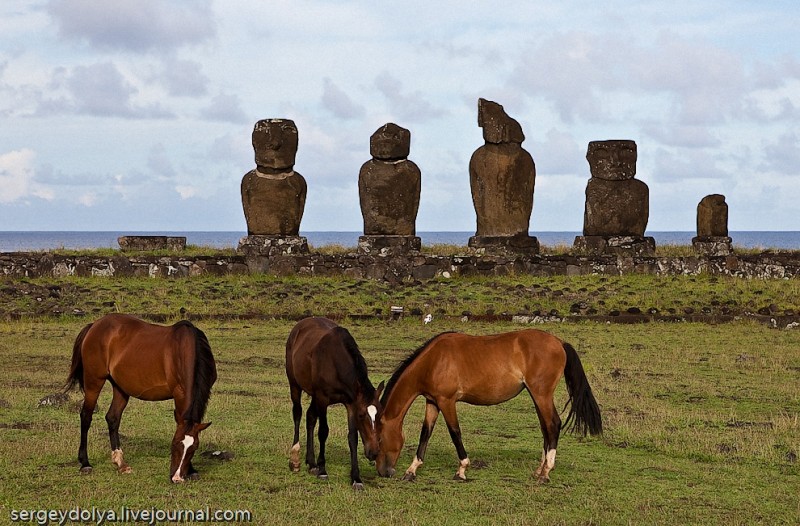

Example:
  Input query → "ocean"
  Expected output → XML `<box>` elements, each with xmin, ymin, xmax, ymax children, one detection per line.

<box><xmin>1</xmin><ymin>231</ymin><xmax>799</xmax><ymax>252</ymax></box>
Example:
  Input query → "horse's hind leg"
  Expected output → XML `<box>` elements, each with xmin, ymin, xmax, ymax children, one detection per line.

<box><xmin>313</xmin><ymin>405</ymin><xmax>329</xmax><ymax>479</ymax></box>
<box><xmin>528</xmin><ymin>388</ymin><xmax>561</xmax><ymax>484</ymax></box>
<box><xmin>438</xmin><ymin>399</ymin><xmax>470</xmax><ymax>481</ymax></box>
<box><xmin>106</xmin><ymin>384</ymin><xmax>131</xmax><ymax>474</ymax></box>
<box><xmin>77</xmin><ymin>378</ymin><xmax>105</xmax><ymax>474</ymax></box>
<box><xmin>403</xmin><ymin>399</ymin><xmax>440</xmax><ymax>482</ymax></box>
<box><xmin>304</xmin><ymin>402</ymin><xmax>324</xmax><ymax>478</ymax></box>
<box><xmin>289</xmin><ymin>384</ymin><xmax>302</xmax><ymax>472</ymax></box>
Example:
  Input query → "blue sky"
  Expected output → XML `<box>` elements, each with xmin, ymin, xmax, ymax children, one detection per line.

<box><xmin>1</xmin><ymin>1</ymin><xmax>798</xmax><ymax>232</ymax></box>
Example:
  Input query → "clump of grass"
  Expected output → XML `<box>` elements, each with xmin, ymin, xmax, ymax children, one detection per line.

<box><xmin>308</xmin><ymin>243</ymin><xmax>355</xmax><ymax>255</ymax></box>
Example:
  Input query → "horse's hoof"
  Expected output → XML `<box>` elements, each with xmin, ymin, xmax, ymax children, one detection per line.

<box><xmin>352</xmin><ymin>482</ymin><xmax>364</xmax><ymax>491</ymax></box>
<box><xmin>79</xmin><ymin>466</ymin><xmax>92</xmax><ymax>475</ymax></box>
<box><xmin>537</xmin><ymin>475</ymin><xmax>550</xmax><ymax>484</ymax></box>
<box><xmin>402</xmin><ymin>472</ymin><xmax>416</xmax><ymax>482</ymax></box>
<box><xmin>317</xmin><ymin>473</ymin><xmax>328</xmax><ymax>480</ymax></box>
<box><xmin>453</xmin><ymin>473</ymin><xmax>467</xmax><ymax>482</ymax></box>
<box><xmin>118</xmin><ymin>466</ymin><xmax>132</xmax><ymax>474</ymax></box>
<box><xmin>289</xmin><ymin>461</ymin><xmax>301</xmax><ymax>472</ymax></box>
<box><xmin>187</xmin><ymin>472</ymin><xmax>200</xmax><ymax>481</ymax></box>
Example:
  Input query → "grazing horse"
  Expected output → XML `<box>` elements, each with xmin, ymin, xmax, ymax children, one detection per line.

<box><xmin>65</xmin><ymin>314</ymin><xmax>216</xmax><ymax>483</ymax></box>
<box><xmin>285</xmin><ymin>317</ymin><xmax>384</xmax><ymax>490</ymax></box>
<box><xmin>376</xmin><ymin>329</ymin><xmax>602</xmax><ymax>483</ymax></box>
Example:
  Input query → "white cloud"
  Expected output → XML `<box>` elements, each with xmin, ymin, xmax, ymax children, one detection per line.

<box><xmin>47</xmin><ymin>0</ymin><xmax>216</xmax><ymax>53</ymax></box>
<box><xmin>175</xmin><ymin>185</ymin><xmax>198</xmax><ymax>199</ymax></box>
<box><xmin>321</xmin><ymin>78</ymin><xmax>364</xmax><ymax>120</ymax></box>
<box><xmin>200</xmin><ymin>92</ymin><xmax>247</xmax><ymax>123</ymax></box>
<box><xmin>374</xmin><ymin>72</ymin><xmax>447</xmax><ymax>123</ymax></box>
<box><xmin>78</xmin><ymin>192</ymin><xmax>97</xmax><ymax>207</ymax></box>
<box><xmin>0</xmin><ymin>148</ymin><xmax>54</xmax><ymax>203</ymax></box>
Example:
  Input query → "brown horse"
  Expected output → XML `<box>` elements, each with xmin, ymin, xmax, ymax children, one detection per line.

<box><xmin>376</xmin><ymin>329</ymin><xmax>602</xmax><ymax>483</ymax></box>
<box><xmin>65</xmin><ymin>314</ymin><xmax>217</xmax><ymax>483</ymax></box>
<box><xmin>286</xmin><ymin>317</ymin><xmax>384</xmax><ymax>490</ymax></box>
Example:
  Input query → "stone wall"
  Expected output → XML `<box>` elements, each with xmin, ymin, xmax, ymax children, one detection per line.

<box><xmin>2</xmin><ymin>250</ymin><xmax>800</xmax><ymax>281</ymax></box>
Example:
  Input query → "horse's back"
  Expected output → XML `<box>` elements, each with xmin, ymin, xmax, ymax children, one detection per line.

<box><xmin>285</xmin><ymin>317</ymin><xmax>360</xmax><ymax>401</ymax></box>
<box><xmin>416</xmin><ymin>329</ymin><xmax>567</xmax><ymax>403</ymax></box>
<box><xmin>79</xmin><ymin>314</ymin><xmax>188</xmax><ymax>400</ymax></box>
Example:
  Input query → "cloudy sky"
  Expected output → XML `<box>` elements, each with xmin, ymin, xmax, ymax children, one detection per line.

<box><xmin>1</xmin><ymin>1</ymin><xmax>798</xmax><ymax>232</ymax></box>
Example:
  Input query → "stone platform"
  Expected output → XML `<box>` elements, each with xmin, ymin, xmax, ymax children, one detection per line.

<box><xmin>357</xmin><ymin>235</ymin><xmax>421</xmax><ymax>256</ymax></box>
<box><xmin>574</xmin><ymin>235</ymin><xmax>656</xmax><ymax>257</ymax></box>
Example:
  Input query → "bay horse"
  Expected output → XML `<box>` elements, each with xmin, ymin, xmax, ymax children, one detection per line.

<box><xmin>285</xmin><ymin>317</ymin><xmax>384</xmax><ymax>490</ymax></box>
<box><xmin>376</xmin><ymin>329</ymin><xmax>602</xmax><ymax>483</ymax></box>
<box><xmin>65</xmin><ymin>314</ymin><xmax>217</xmax><ymax>483</ymax></box>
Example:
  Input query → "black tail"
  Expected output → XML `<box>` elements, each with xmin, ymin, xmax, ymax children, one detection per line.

<box><xmin>561</xmin><ymin>342</ymin><xmax>602</xmax><ymax>436</ymax></box>
<box><xmin>65</xmin><ymin>323</ymin><xmax>93</xmax><ymax>392</ymax></box>
<box><xmin>176</xmin><ymin>321</ymin><xmax>217</xmax><ymax>425</ymax></box>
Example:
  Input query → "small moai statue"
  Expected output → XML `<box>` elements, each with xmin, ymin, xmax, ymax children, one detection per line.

<box><xmin>468</xmin><ymin>98</ymin><xmax>539</xmax><ymax>254</ymax></box>
<box><xmin>692</xmin><ymin>194</ymin><xmax>732</xmax><ymax>256</ymax></box>
<box><xmin>357</xmin><ymin>123</ymin><xmax>422</xmax><ymax>256</ymax></box>
<box><xmin>574</xmin><ymin>140</ymin><xmax>655</xmax><ymax>256</ymax></box>
<box><xmin>238</xmin><ymin>119</ymin><xmax>309</xmax><ymax>260</ymax></box>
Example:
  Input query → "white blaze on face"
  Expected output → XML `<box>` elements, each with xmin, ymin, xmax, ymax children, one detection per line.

<box><xmin>367</xmin><ymin>405</ymin><xmax>377</xmax><ymax>429</ymax></box>
<box><xmin>171</xmin><ymin>435</ymin><xmax>195</xmax><ymax>482</ymax></box>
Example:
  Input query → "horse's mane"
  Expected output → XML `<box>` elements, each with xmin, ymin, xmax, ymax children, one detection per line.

<box><xmin>175</xmin><ymin>320</ymin><xmax>216</xmax><ymax>426</ymax></box>
<box><xmin>381</xmin><ymin>332</ymin><xmax>457</xmax><ymax>406</ymax></box>
<box><xmin>332</xmin><ymin>327</ymin><xmax>374</xmax><ymax>394</ymax></box>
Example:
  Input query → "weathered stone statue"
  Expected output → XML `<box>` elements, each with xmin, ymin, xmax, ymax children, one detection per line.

<box><xmin>468</xmin><ymin>98</ymin><xmax>538</xmax><ymax>254</ymax></box>
<box><xmin>574</xmin><ymin>140</ymin><xmax>655</xmax><ymax>256</ymax></box>
<box><xmin>692</xmin><ymin>194</ymin><xmax>732</xmax><ymax>256</ymax></box>
<box><xmin>239</xmin><ymin>119</ymin><xmax>309</xmax><ymax>261</ymax></box>
<box><xmin>357</xmin><ymin>123</ymin><xmax>422</xmax><ymax>256</ymax></box>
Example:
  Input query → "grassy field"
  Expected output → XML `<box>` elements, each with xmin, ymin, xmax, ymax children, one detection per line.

<box><xmin>1</xmin><ymin>313</ymin><xmax>798</xmax><ymax>525</ymax></box>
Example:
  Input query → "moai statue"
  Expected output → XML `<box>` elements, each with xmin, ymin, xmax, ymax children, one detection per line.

<box><xmin>238</xmin><ymin>119</ymin><xmax>309</xmax><ymax>259</ymax></box>
<box><xmin>692</xmin><ymin>194</ymin><xmax>732</xmax><ymax>256</ymax></box>
<box><xmin>468</xmin><ymin>98</ymin><xmax>539</xmax><ymax>254</ymax></box>
<box><xmin>574</xmin><ymin>140</ymin><xmax>655</xmax><ymax>256</ymax></box>
<box><xmin>357</xmin><ymin>123</ymin><xmax>422</xmax><ymax>256</ymax></box>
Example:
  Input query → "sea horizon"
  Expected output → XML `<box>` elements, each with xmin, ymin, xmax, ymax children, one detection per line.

<box><xmin>2</xmin><ymin>230</ymin><xmax>800</xmax><ymax>252</ymax></box>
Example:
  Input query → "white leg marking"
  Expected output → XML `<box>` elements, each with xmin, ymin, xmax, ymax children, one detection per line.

<box><xmin>406</xmin><ymin>456</ymin><xmax>423</xmax><ymax>475</ymax></box>
<box><xmin>456</xmin><ymin>457</ymin><xmax>470</xmax><ymax>480</ymax></box>
<box><xmin>546</xmin><ymin>449</ymin><xmax>557</xmax><ymax>470</ymax></box>
<box><xmin>111</xmin><ymin>448</ymin><xmax>124</xmax><ymax>467</ymax></box>
<box><xmin>171</xmin><ymin>435</ymin><xmax>194</xmax><ymax>483</ymax></box>
<box><xmin>367</xmin><ymin>405</ymin><xmax>377</xmax><ymax>429</ymax></box>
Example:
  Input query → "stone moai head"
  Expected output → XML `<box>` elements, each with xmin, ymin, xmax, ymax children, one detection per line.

<box><xmin>586</xmin><ymin>140</ymin><xmax>637</xmax><ymax>180</ymax></box>
<box><xmin>370</xmin><ymin>123</ymin><xmax>411</xmax><ymax>161</ymax></box>
<box><xmin>697</xmin><ymin>194</ymin><xmax>728</xmax><ymax>237</ymax></box>
<box><xmin>477</xmin><ymin>98</ymin><xmax>525</xmax><ymax>144</ymax></box>
<box><xmin>252</xmin><ymin>119</ymin><xmax>298</xmax><ymax>170</ymax></box>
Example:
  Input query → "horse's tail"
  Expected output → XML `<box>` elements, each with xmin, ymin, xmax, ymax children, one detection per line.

<box><xmin>65</xmin><ymin>322</ymin><xmax>93</xmax><ymax>392</ymax></box>
<box><xmin>176</xmin><ymin>321</ymin><xmax>217</xmax><ymax>425</ymax></box>
<box><xmin>561</xmin><ymin>342</ymin><xmax>602</xmax><ymax>436</ymax></box>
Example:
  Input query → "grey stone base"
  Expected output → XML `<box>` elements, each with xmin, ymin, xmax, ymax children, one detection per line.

<box><xmin>237</xmin><ymin>235</ymin><xmax>309</xmax><ymax>257</ymax></box>
<box><xmin>468</xmin><ymin>234</ymin><xmax>540</xmax><ymax>255</ymax></box>
<box><xmin>574</xmin><ymin>235</ymin><xmax>656</xmax><ymax>256</ymax></box>
<box><xmin>118</xmin><ymin>236</ymin><xmax>186</xmax><ymax>251</ymax></box>
<box><xmin>358</xmin><ymin>235</ymin><xmax>421</xmax><ymax>256</ymax></box>
<box><xmin>692</xmin><ymin>236</ymin><xmax>733</xmax><ymax>256</ymax></box>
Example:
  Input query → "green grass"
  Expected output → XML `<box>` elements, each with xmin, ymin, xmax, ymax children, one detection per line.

<box><xmin>1</xmin><ymin>317</ymin><xmax>798</xmax><ymax>525</ymax></box>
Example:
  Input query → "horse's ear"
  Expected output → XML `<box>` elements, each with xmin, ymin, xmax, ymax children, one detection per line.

<box><xmin>196</xmin><ymin>422</ymin><xmax>212</xmax><ymax>432</ymax></box>
<box><xmin>376</xmin><ymin>381</ymin><xmax>385</xmax><ymax>398</ymax></box>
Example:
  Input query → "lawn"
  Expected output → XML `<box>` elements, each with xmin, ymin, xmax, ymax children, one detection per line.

<box><xmin>1</xmin><ymin>316</ymin><xmax>798</xmax><ymax>525</ymax></box>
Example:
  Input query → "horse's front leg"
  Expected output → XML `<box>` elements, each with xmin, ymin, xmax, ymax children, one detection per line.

<box><xmin>438</xmin><ymin>399</ymin><xmax>470</xmax><ymax>481</ymax></box>
<box><xmin>346</xmin><ymin>405</ymin><xmax>364</xmax><ymax>490</ymax></box>
<box><xmin>106</xmin><ymin>385</ymin><xmax>131</xmax><ymax>474</ymax></box>
<box><xmin>403</xmin><ymin>399</ymin><xmax>440</xmax><ymax>482</ymax></box>
<box><xmin>313</xmin><ymin>405</ymin><xmax>329</xmax><ymax>479</ymax></box>
<box><xmin>305</xmin><ymin>403</ymin><xmax>325</xmax><ymax>478</ymax></box>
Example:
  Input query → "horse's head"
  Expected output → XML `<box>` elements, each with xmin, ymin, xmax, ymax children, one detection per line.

<box><xmin>376</xmin><ymin>407</ymin><xmax>404</xmax><ymax>478</ymax></box>
<box><xmin>355</xmin><ymin>381</ymin><xmax>384</xmax><ymax>462</ymax></box>
<box><xmin>170</xmin><ymin>422</ymin><xmax>211</xmax><ymax>483</ymax></box>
